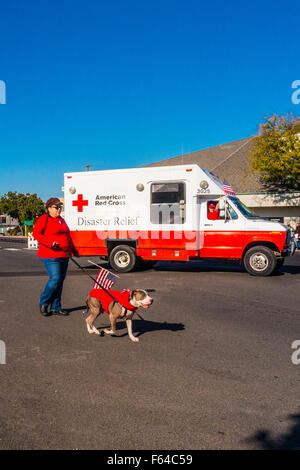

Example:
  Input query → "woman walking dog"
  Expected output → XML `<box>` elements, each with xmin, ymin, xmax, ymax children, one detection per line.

<box><xmin>33</xmin><ymin>197</ymin><xmax>75</xmax><ymax>317</ymax></box>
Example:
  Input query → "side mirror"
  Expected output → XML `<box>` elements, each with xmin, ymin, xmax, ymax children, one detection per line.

<box><xmin>218</xmin><ymin>197</ymin><xmax>226</xmax><ymax>210</ymax></box>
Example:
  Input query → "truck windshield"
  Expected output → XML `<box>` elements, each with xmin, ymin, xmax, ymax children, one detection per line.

<box><xmin>229</xmin><ymin>197</ymin><xmax>258</xmax><ymax>219</ymax></box>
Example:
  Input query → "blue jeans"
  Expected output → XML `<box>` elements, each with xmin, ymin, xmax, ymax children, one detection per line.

<box><xmin>39</xmin><ymin>257</ymin><xmax>69</xmax><ymax>311</ymax></box>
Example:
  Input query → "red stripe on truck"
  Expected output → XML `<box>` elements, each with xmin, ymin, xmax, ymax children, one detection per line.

<box><xmin>70</xmin><ymin>229</ymin><xmax>286</xmax><ymax>260</ymax></box>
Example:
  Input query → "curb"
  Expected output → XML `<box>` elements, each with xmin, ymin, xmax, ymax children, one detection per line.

<box><xmin>0</xmin><ymin>237</ymin><xmax>27</xmax><ymax>244</ymax></box>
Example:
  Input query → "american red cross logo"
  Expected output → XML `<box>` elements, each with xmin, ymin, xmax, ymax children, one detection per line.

<box><xmin>72</xmin><ymin>194</ymin><xmax>88</xmax><ymax>212</ymax></box>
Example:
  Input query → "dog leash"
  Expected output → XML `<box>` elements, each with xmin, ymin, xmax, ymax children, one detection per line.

<box><xmin>36</xmin><ymin>220</ymin><xmax>125</xmax><ymax>308</ymax></box>
<box><xmin>58</xmin><ymin>246</ymin><xmax>124</xmax><ymax>308</ymax></box>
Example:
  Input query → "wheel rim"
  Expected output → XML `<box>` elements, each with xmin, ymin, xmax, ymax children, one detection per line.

<box><xmin>114</xmin><ymin>250</ymin><xmax>131</xmax><ymax>268</ymax></box>
<box><xmin>249</xmin><ymin>252</ymin><xmax>269</xmax><ymax>272</ymax></box>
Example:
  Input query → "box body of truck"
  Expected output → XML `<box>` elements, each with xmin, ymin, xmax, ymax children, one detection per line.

<box><xmin>64</xmin><ymin>165</ymin><xmax>294</xmax><ymax>275</ymax></box>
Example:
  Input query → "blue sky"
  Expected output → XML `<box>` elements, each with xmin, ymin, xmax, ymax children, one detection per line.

<box><xmin>0</xmin><ymin>0</ymin><xmax>299</xmax><ymax>201</ymax></box>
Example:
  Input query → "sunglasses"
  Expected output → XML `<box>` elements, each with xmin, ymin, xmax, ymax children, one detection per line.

<box><xmin>51</xmin><ymin>205</ymin><xmax>62</xmax><ymax>210</ymax></box>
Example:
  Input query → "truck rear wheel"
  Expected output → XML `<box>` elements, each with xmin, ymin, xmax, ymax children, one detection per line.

<box><xmin>243</xmin><ymin>246</ymin><xmax>277</xmax><ymax>276</ymax></box>
<box><xmin>109</xmin><ymin>245</ymin><xmax>136</xmax><ymax>273</ymax></box>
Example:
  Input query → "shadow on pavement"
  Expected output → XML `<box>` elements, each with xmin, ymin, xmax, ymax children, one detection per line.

<box><xmin>66</xmin><ymin>305</ymin><xmax>87</xmax><ymax>313</ymax></box>
<box><xmin>154</xmin><ymin>260</ymin><xmax>245</xmax><ymax>273</ymax></box>
<box><xmin>97</xmin><ymin>316</ymin><xmax>185</xmax><ymax>338</ymax></box>
<box><xmin>279</xmin><ymin>265</ymin><xmax>300</xmax><ymax>275</ymax></box>
<box><xmin>151</xmin><ymin>259</ymin><xmax>300</xmax><ymax>275</ymax></box>
<box><xmin>246</xmin><ymin>413</ymin><xmax>300</xmax><ymax>449</ymax></box>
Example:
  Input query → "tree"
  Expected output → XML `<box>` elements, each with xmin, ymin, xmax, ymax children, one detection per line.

<box><xmin>250</xmin><ymin>114</ymin><xmax>300</xmax><ymax>191</ymax></box>
<box><xmin>0</xmin><ymin>192</ymin><xmax>45</xmax><ymax>234</ymax></box>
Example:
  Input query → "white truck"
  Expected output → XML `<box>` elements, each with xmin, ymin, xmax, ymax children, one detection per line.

<box><xmin>63</xmin><ymin>164</ymin><xmax>295</xmax><ymax>275</ymax></box>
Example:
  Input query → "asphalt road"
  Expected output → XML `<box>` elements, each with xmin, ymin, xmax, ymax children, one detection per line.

<box><xmin>0</xmin><ymin>241</ymin><xmax>300</xmax><ymax>450</ymax></box>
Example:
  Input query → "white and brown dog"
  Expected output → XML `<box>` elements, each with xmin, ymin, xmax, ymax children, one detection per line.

<box><xmin>85</xmin><ymin>288</ymin><xmax>153</xmax><ymax>342</ymax></box>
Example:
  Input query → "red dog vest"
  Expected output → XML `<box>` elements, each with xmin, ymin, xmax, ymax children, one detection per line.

<box><xmin>89</xmin><ymin>289</ymin><xmax>138</xmax><ymax>314</ymax></box>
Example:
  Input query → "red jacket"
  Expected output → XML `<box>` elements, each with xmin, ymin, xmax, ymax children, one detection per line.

<box><xmin>207</xmin><ymin>210</ymin><xmax>220</xmax><ymax>220</ymax></box>
<box><xmin>33</xmin><ymin>214</ymin><xmax>73</xmax><ymax>258</ymax></box>
<box><xmin>89</xmin><ymin>289</ymin><xmax>138</xmax><ymax>314</ymax></box>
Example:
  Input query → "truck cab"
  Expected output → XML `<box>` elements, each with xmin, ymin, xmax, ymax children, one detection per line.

<box><xmin>197</xmin><ymin>195</ymin><xmax>294</xmax><ymax>275</ymax></box>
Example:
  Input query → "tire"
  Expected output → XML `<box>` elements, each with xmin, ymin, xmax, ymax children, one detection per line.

<box><xmin>243</xmin><ymin>246</ymin><xmax>277</xmax><ymax>276</ymax></box>
<box><xmin>109</xmin><ymin>245</ymin><xmax>136</xmax><ymax>273</ymax></box>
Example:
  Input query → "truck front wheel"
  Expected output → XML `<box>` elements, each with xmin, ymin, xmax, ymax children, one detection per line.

<box><xmin>243</xmin><ymin>246</ymin><xmax>277</xmax><ymax>276</ymax></box>
<box><xmin>109</xmin><ymin>245</ymin><xmax>136</xmax><ymax>273</ymax></box>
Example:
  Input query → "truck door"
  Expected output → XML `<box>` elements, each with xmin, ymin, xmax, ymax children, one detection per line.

<box><xmin>199</xmin><ymin>197</ymin><xmax>246</xmax><ymax>259</ymax></box>
<box><xmin>148</xmin><ymin>181</ymin><xmax>197</xmax><ymax>259</ymax></box>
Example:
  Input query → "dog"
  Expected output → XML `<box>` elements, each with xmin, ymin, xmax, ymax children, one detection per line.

<box><xmin>85</xmin><ymin>288</ymin><xmax>153</xmax><ymax>342</ymax></box>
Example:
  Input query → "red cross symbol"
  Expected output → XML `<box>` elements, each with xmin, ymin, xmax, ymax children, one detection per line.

<box><xmin>72</xmin><ymin>194</ymin><xmax>88</xmax><ymax>212</ymax></box>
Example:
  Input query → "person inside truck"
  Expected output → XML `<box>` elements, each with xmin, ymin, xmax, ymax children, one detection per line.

<box><xmin>207</xmin><ymin>201</ymin><xmax>221</xmax><ymax>220</ymax></box>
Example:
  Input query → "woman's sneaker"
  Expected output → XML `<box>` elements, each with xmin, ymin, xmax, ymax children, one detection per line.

<box><xmin>50</xmin><ymin>309</ymin><xmax>69</xmax><ymax>316</ymax></box>
<box><xmin>39</xmin><ymin>304</ymin><xmax>51</xmax><ymax>316</ymax></box>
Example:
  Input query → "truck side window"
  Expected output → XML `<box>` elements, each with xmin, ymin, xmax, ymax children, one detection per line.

<box><xmin>151</xmin><ymin>182</ymin><xmax>185</xmax><ymax>224</ymax></box>
<box><xmin>228</xmin><ymin>205</ymin><xmax>238</xmax><ymax>220</ymax></box>
<box><xmin>207</xmin><ymin>201</ymin><xmax>223</xmax><ymax>220</ymax></box>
